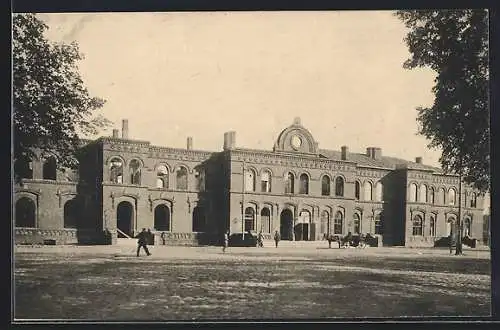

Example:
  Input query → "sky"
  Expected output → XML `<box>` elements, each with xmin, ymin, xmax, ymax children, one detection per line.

<box><xmin>38</xmin><ymin>11</ymin><xmax>441</xmax><ymax>166</ymax></box>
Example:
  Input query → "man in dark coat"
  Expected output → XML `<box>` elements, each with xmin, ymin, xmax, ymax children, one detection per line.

<box><xmin>273</xmin><ymin>230</ymin><xmax>280</xmax><ymax>248</ymax></box>
<box><xmin>136</xmin><ymin>228</ymin><xmax>151</xmax><ymax>257</ymax></box>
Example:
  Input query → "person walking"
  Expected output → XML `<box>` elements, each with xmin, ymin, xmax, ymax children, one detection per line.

<box><xmin>136</xmin><ymin>228</ymin><xmax>151</xmax><ymax>257</ymax></box>
<box><xmin>222</xmin><ymin>230</ymin><xmax>229</xmax><ymax>253</ymax></box>
<box><xmin>257</xmin><ymin>231</ymin><xmax>264</xmax><ymax>248</ymax></box>
<box><xmin>273</xmin><ymin>230</ymin><xmax>280</xmax><ymax>248</ymax></box>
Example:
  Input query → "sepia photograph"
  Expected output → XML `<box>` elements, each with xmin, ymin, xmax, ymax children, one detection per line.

<box><xmin>12</xmin><ymin>9</ymin><xmax>491</xmax><ymax>322</ymax></box>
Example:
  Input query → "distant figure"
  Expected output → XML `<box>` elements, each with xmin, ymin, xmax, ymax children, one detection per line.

<box><xmin>326</xmin><ymin>233</ymin><xmax>336</xmax><ymax>249</ymax></box>
<box><xmin>222</xmin><ymin>230</ymin><xmax>229</xmax><ymax>253</ymax></box>
<box><xmin>147</xmin><ymin>228</ymin><xmax>154</xmax><ymax>245</ymax></box>
<box><xmin>274</xmin><ymin>230</ymin><xmax>280</xmax><ymax>248</ymax></box>
<box><xmin>345</xmin><ymin>231</ymin><xmax>353</xmax><ymax>248</ymax></box>
<box><xmin>135</xmin><ymin>228</ymin><xmax>151</xmax><ymax>257</ymax></box>
<box><xmin>257</xmin><ymin>231</ymin><xmax>264</xmax><ymax>248</ymax></box>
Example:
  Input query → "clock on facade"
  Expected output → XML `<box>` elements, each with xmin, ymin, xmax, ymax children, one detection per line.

<box><xmin>291</xmin><ymin>135</ymin><xmax>302</xmax><ymax>150</ymax></box>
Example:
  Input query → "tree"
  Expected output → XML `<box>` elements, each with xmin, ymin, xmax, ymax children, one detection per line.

<box><xmin>395</xmin><ymin>10</ymin><xmax>489</xmax><ymax>193</ymax></box>
<box><xmin>396</xmin><ymin>10</ymin><xmax>489</xmax><ymax>255</ymax></box>
<box><xmin>12</xmin><ymin>13</ymin><xmax>111</xmax><ymax>180</ymax></box>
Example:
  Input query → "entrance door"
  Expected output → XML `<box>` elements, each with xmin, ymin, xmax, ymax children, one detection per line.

<box><xmin>294</xmin><ymin>223</ymin><xmax>309</xmax><ymax>241</ymax></box>
<box><xmin>117</xmin><ymin>201</ymin><xmax>134</xmax><ymax>237</ymax></box>
<box><xmin>15</xmin><ymin>197</ymin><xmax>36</xmax><ymax>228</ymax></box>
<box><xmin>280</xmin><ymin>209</ymin><xmax>293</xmax><ymax>240</ymax></box>
<box><xmin>154</xmin><ymin>204</ymin><xmax>170</xmax><ymax>231</ymax></box>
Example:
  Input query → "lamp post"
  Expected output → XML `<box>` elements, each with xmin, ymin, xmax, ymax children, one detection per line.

<box><xmin>242</xmin><ymin>159</ymin><xmax>245</xmax><ymax>240</ymax></box>
<box><xmin>455</xmin><ymin>171</ymin><xmax>463</xmax><ymax>255</ymax></box>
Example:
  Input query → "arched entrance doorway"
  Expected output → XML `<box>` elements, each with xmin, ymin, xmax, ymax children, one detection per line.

<box><xmin>192</xmin><ymin>206</ymin><xmax>205</xmax><ymax>232</ymax></box>
<box><xmin>280</xmin><ymin>209</ymin><xmax>293</xmax><ymax>240</ymax></box>
<box><xmin>64</xmin><ymin>198</ymin><xmax>79</xmax><ymax>228</ymax></box>
<box><xmin>15</xmin><ymin>197</ymin><xmax>36</xmax><ymax>227</ymax></box>
<box><xmin>295</xmin><ymin>210</ymin><xmax>312</xmax><ymax>241</ymax></box>
<box><xmin>446</xmin><ymin>216</ymin><xmax>457</xmax><ymax>237</ymax></box>
<box><xmin>261</xmin><ymin>207</ymin><xmax>271</xmax><ymax>233</ymax></box>
<box><xmin>154</xmin><ymin>204</ymin><xmax>170</xmax><ymax>231</ymax></box>
<box><xmin>244</xmin><ymin>207</ymin><xmax>255</xmax><ymax>232</ymax></box>
<box><xmin>117</xmin><ymin>201</ymin><xmax>134</xmax><ymax>238</ymax></box>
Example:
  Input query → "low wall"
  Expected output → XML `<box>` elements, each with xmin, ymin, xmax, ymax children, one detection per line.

<box><xmin>15</xmin><ymin>227</ymin><xmax>103</xmax><ymax>245</ymax></box>
<box><xmin>152</xmin><ymin>232</ymin><xmax>219</xmax><ymax>246</ymax></box>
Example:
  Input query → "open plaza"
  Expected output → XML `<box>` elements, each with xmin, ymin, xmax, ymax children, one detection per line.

<box><xmin>14</xmin><ymin>243</ymin><xmax>491</xmax><ymax>321</ymax></box>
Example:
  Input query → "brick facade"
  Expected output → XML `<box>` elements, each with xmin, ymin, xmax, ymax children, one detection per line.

<box><xmin>13</xmin><ymin>118</ymin><xmax>486</xmax><ymax>247</ymax></box>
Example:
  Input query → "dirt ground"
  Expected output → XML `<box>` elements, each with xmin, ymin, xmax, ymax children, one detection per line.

<box><xmin>13</xmin><ymin>245</ymin><xmax>491</xmax><ymax>321</ymax></box>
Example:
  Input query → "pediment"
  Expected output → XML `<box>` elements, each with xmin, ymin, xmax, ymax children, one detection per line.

<box><xmin>273</xmin><ymin>117</ymin><xmax>318</xmax><ymax>155</ymax></box>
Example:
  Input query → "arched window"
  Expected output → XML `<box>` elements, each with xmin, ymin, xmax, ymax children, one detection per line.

<box><xmin>156</xmin><ymin>165</ymin><xmax>169</xmax><ymax>189</ymax></box>
<box><xmin>15</xmin><ymin>197</ymin><xmax>36</xmax><ymax>228</ymax></box>
<box><xmin>334</xmin><ymin>211</ymin><xmax>343</xmax><ymax>234</ymax></box>
<box><xmin>355</xmin><ymin>181</ymin><xmax>360</xmax><ymax>200</ymax></box>
<box><xmin>129</xmin><ymin>159</ymin><xmax>142</xmax><ymax>185</ymax></box>
<box><xmin>412</xmin><ymin>215</ymin><xmax>423</xmax><ymax>236</ymax></box>
<box><xmin>448</xmin><ymin>188</ymin><xmax>457</xmax><ymax>205</ymax></box>
<box><xmin>14</xmin><ymin>156</ymin><xmax>33</xmax><ymax>180</ymax></box>
<box><xmin>299</xmin><ymin>174</ymin><xmax>309</xmax><ymax>194</ymax></box>
<box><xmin>321</xmin><ymin>175</ymin><xmax>331</xmax><ymax>196</ymax></box>
<box><xmin>464</xmin><ymin>217</ymin><xmax>472</xmax><ymax>236</ymax></box>
<box><xmin>375</xmin><ymin>181</ymin><xmax>383</xmax><ymax>201</ymax></box>
<box><xmin>244</xmin><ymin>207</ymin><xmax>255</xmax><ymax>232</ymax></box>
<box><xmin>109</xmin><ymin>158</ymin><xmax>123</xmax><ymax>183</ymax></box>
<box><xmin>470</xmin><ymin>193</ymin><xmax>477</xmax><ymax>208</ymax></box>
<box><xmin>429</xmin><ymin>187</ymin><xmax>435</xmax><ymax>204</ymax></box>
<box><xmin>375</xmin><ymin>213</ymin><xmax>383</xmax><ymax>234</ymax></box>
<box><xmin>176</xmin><ymin>166</ymin><xmax>188</xmax><ymax>190</ymax></box>
<box><xmin>335</xmin><ymin>177</ymin><xmax>344</xmax><ymax>197</ymax></box>
<box><xmin>261</xmin><ymin>170</ymin><xmax>271</xmax><ymax>193</ymax></box>
<box><xmin>410</xmin><ymin>183</ymin><xmax>418</xmax><ymax>202</ymax></box>
<box><xmin>429</xmin><ymin>215</ymin><xmax>436</xmax><ymax>237</ymax></box>
<box><xmin>194</xmin><ymin>168</ymin><xmax>205</xmax><ymax>191</ymax></box>
<box><xmin>439</xmin><ymin>187</ymin><xmax>446</xmax><ymax>205</ymax></box>
<box><xmin>320</xmin><ymin>210</ymin><xmax>329</xmax><ymax>234</ymax></box>
<box><xmin>353</xmin><ymin>213</ymin><xmax>361</xmax><ymax>234</ymax></box>
<box><xmin>245</xmin><ymin>169</ymin><xmax>256</xmax><ymax>192</ymax></box>
<box><xmin>364</xmin><ymin>181</ymin><xmax>373</xmax><ymax>201</ymax></box>
<box><xmin>419</xmin><ymin>184</ymin><xmax>428</xmax><ymax>203</ymax></box>
<box><xmin>43</xmin><ymin>156</ymin><xmax>57</xmax><ymax>180</ymax></box>
<box><xmin>285</xmin><ymin>172</ymin><xmax>294</xmax><ymax>194</ymax></box>
<box><xmin>261</xmin><ymin>208</ymin><xmax>271</xmax><ymax>233</ymax></box>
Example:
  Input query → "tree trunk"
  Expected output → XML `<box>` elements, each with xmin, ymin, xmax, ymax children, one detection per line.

<box><xmin>455</xmin><ymin>173</ymin><xmax>463</xmax><ymax>255</ymax></box>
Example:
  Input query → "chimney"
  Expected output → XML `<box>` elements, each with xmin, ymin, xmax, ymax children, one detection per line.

<box><xmin>366</xmin><ymin>147</ymin><xmax>382</xmax><ymax>160</ymax></box>
<box><xmin>415</xmin><ymin>157</ymin><xmax>423</xmax><ymax>164</ymax></box>
<box><xmin>187</xmin><ymin>137</ymin><xmax>193</xmax><ymax>150</ymax></box>
<box><xmin>341</xmin><ymin>146</ymin><xmax>349</xmax><ymax>160</ymax></box>
<box><xmin>223</xmin><ymin>131</ymin><xmax>236</xmax><ymax>150</ymax></box>
<box><xmin>122</xmin><ymin>119</ymin><xmax>129</xmax><ymax>139</ymax></box>
<box><xmin>112</xmin><ymin>129</ymin><xmax>119</xmax><ymax>138</ymax></box>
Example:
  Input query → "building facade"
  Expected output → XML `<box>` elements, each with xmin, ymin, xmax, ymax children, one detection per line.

<box><xmin>13</xmin><ymin>118</ymin><xmax>487</xmax><ymax>247</ymax></box>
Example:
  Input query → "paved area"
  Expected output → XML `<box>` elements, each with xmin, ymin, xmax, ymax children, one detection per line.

<box><xmin>14</xmin><ymin>245</ymin><xmax>491</xmax><ymax>320</ymax></box>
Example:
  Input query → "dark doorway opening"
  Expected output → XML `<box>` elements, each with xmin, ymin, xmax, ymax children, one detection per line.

<box><xmin>117</xmin><ymin>201</ymin><xmax>133</xmax><ymax>237</ymax></box>
<box><xmin>15</xmin><ymin>197</ymin><xmax>36</xmax><ymax>228</ymax></box>
<box><xmin>154</xmin><ymin>204</ymin><xmax>170</xmax><ymax>231</ymax></box>
<box><xmin>295</xmin><ymin>223</ymin><xmax>309</xmax><ymax>241</ymax></box>
<box><xmin>64</xmin><ymin>198</ymin><xmax>79</xmax><ymax>228</ymax></box>
<box><xmin>280</xmin><ymin>209</ymin><xmax>293</xmax><ymax>240</ymax></box>
<box><xmin>192</xmin><ymin>206</ymin><xmax>205</xmax><ymax>232</ymax></box>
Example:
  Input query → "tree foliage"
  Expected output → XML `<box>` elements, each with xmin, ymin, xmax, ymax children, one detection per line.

<box><xmin>395</xmin><ymin>10</ymin><xmax>489</xmax><ymax>193</ymax></box>
<box><xmin>13</xmin><ymin>13</ymin><xmax>111</xmax><ymax>178</ymax></box>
